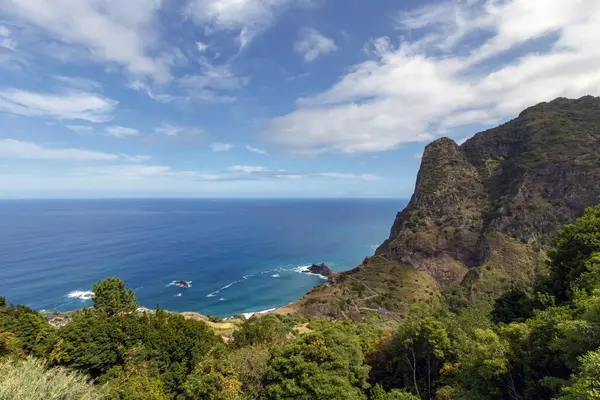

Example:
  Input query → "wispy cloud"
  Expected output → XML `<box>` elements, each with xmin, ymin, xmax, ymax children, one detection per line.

<box><xmin>0</xmin><ymin>138</ymin><xmax>148</xmax><ymax>162</ymax></box>
<box><xmin>266</xmin><ymin>0</ymin><xmax>600</xmax><ymax>154</ymax></box>
<box><xmin>105</xmin><ymin>125</ymin><xmax>140</xmax><ymax>139</ymax></box>
<box><xmin>196</xmin><ymin>41</ymin><xmax>209</xmax><ymax>53</ymax></box>
<box><xmin>154</xmin><ymin>123</ymin><xmax>205</xmax><ymax>141</ymax></box>
<box><xmin>211</xmin><ymin>142</ymin><xmax>234</xmax><ymax>152</ymax></box>
<box><xmin>0</xmin><ymin>0</ymin><xmax>171</xmax><ymax>81</ymax></box>
<box><xmin>185</xmin><ymin>0</ymin><xmax>294</xmax><ymax>49</ymax></box>
<box><xmin>54</xmin><ymin>76</ymin><xmax>103</xmax><ymax>92</ymax></box>
<box><xmin>228</xmin><ymin>165</ymin><xmax>380</xmax><ymax>180</ymax></box>
<box><xmin>0</xmin><ymin>89</ymin><xmax>117</xmax><ymax>122</ymax></box>
<box><xmin>178</xmin><ymin>57</ymin><xmax>248</xmax><ymax>103</ymax></box>
<box><xmin>246</xmin><ymin>145</ymin><xmax>268</xmax><ymax>155</ymax></box>
<box><xmin>128</xmin><ymin>80</ymin><xmax>180</xmax><ymax>103</ymax></box>
<box><xmin>66</xmin><ymin>125</ymin><xmax>94</xmax><ymax>136</ymax></box>
<box><xmin>294</xmin><ymin>28</ymin><xmax>336</xmax><ymax>62</ymax></box>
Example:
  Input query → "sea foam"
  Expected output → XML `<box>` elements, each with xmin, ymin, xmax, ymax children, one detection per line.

<box><xmin>294</xmin><ymin>265</ymin><xmax>328</xmax><ymax>280</ymax></box>
<box><xmin>242</xmin><ymin>307</ymin><xmax>277</xmax><ymax>319</ymax></box>
<box><xmin>67</xmin><ymin>291</ymin><xmax>94</xmax><ymax>301</ymax></box>
<box><xmin>206</xmin><ymin>275</ymin><xmax>252</xmax><ymax>298</ymax></box>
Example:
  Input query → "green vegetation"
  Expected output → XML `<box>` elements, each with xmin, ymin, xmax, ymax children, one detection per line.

<box><xmin>3</xmin><ymin>205</ymin><xmax>600</xmax><ymax>399</ymax></box>
<box><xmin>92</xmin><ymin>277</ymin><xmax>139</xmax><ymax>315</ymax></box>
<box><xmin>377</xmin><ymin>96</ymin><xmax>600</xmax><ymax>301</ymax></box>
<box><xmin>0</xmin><ymin>357</ymin><xmax>106</xmax><ymax>399</ymax></box>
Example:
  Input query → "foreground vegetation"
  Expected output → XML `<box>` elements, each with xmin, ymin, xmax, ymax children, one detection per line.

<box><xmin>3</xmin><ymin>205</ymin><xmax>600</xmax><ymax>399</ymax></box>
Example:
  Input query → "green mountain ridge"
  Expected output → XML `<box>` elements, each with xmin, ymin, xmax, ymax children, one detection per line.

<box><xmin>286</xmin><ymin>95</ymin><xmax>600</xmax><ymax>319</ymax></box>
<box><xmin>378</xmin><ymin>96</ymin><xmax>600</xmax><ymax>290</ymax></box>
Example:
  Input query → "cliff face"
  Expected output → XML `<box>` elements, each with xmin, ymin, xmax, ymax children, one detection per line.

<box><xmin>377</xmin><ymin>96</ymin><xmax>600</xmax><ymax>289</ymax></box>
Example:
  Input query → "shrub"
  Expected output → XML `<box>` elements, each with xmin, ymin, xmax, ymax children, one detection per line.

<box><xmin>0</xmin><ymin>356</ymin><xmax>106</xmax><ymax>400</ymax></box>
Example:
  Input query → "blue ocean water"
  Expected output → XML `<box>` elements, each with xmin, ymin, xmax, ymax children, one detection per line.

<box><xmin>0</xmin><ymin>199</ymin><xmax>404</xmax><ymax>317</ymax></box>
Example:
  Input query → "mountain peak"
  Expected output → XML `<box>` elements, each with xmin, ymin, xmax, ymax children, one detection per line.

<box><xmin>378</xmin><ymin>96</ymin><xmax>600</xmax><ymax>294</ymax></box>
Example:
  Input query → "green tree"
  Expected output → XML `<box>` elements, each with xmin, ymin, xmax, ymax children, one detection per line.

<box><xmin>105</xmin><ymin>346</ymin><xmax>169</xmax><ymax>400</ymax></box>
<box><xmin>558</xmin><ymin>348</ymin><xmax>600</xmax><ymax>400</ymax></box>
<box><xmin>229</xmin><ymin>346</ymin><xmax>270</xmax><ymax>400</ymax></box>
<box><xmin>52</xmin><ymin>308</ymin><xmax>124</xmax><ymax>377</ymax></box>
<box><xmin>0</xmin><ymin>304</ymin><xmax>52</xmax><ymax>357</ymax></box>
<box><xmin>491</xmin><ymin>285</ymin><xmax>534</xmax><ymax>324</ymax></box>
<box><xmin>369</xmin><ymin>384</ymin><xmax>419</xmax><ymax>400</ymax></box>
<box><xmin>233</xmin><ymin>315</ymin><xmax>287</xmax><ymax>348</ymax></box>
<box><xmin>548</xmin><ymin>204</ymin><xmax>600</xmax><ymax>301</ymax></box>
<box><xmin>449</xmin><ymin>328</ymin><xmax>511</xmax><ymax>399</ymax></box>
<box><xmin>390</xmin><ymin>316</ymin><xmax>451</xmax><ymax>399</ymax></box>
<box><xmin>0</xmin><ymin>331</ymin><xmax>19</xmax><ymax>361</ymax></box>
<box><xmin>92</xmin><ymin>277</ymin><xmax>139</xmax><ymax>315</ymax></box>
<box><xmin>265</xmin><ymin>329</ymin><xmax>370</xmax><ymax>400</ymax></box>
<box><xmin>184</xmin><ymin>345</ymin><xmax>242</xmax><ymax>400</ymax></box>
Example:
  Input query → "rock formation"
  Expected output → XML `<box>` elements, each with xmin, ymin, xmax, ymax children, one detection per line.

<box><xmin>377</xmin><ymin>96</ymin><xmax>600</xmax><ymax>292</ymax></box>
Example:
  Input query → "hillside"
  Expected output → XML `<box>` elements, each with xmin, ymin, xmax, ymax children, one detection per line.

<box><xmin>283</xmin><ymin>96</ymin><xmax>600</xmax><ymax>319</ymax></box>
<box><xmin>378</xmin><ymin>96</ymin><xmax>600</xmax><ymax>294</ymax></box>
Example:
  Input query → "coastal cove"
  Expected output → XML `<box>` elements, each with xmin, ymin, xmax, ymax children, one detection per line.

<box><xmin>0</xmin><ymin>198</ymin><xmax>403</xmax><ymax>317</ymax></box>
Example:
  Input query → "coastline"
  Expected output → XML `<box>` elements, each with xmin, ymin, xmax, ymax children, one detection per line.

<box><xmin>44</xmin><ymin>265</ymin><xmax>335</xmax><ymax>322</ymax></box>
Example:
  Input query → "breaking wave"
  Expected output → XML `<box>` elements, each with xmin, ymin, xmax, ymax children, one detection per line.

<box><xmin>294</xmin><ymin>265</ymin><xmax>328</xmax><ymax>280</ymax></box>
<box><xmin>167</xmin><ymin>280</ymin><xmax>192</xmax><ymax>288</ymax></box>
<box><xmin>206</xmin><ymin>275</ymin><xmax>252</xmax><ymax>297</ymax></box>
<box><xmin>242</xmin><ymin>307</ymin><xmax>277</xmax><ymax>319</ymax></box>
<box><xmin>67</xmin><ymin>291</ymin><xmax>94</xmax><ymax>301</ymax></box>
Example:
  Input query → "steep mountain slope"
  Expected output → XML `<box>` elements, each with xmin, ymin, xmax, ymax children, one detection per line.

<box><xmin>281</xmin><ymin>96</ymin><xmax>600</xmax><ymax>319</ymax></box>
<box><xmin>377</xmin><ymin>95</ymin><xmax>600</xmax><ymax>292</ymax></box>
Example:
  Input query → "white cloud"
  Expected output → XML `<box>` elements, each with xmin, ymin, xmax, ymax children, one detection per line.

<box><xmin>66</xmin><ymin>125</ymin><xmax>94</xmax><ymax>135</ymax></box>
<box><xmin>178</xmin><ymin>57</ymin><xmax>248</xmax><ymax>103</ymax></box>
<box><xmin>0</xmin><ymin>89</ymin><xmax>117</xmax><ymax>122</ymax></box>
<box><xmin>54</xmin><ymin>76</ymin><xmax>103</xmax><ymax>92</ymax></box>
<box><xmin>0</xmin><ymin>37</ymin><xmax>17</xmax><ymax>51</ymax></box>
<box><xmin>266</xmin><ymin>0</ymin><xmax>600</xmax><ymax>155</ymax></box>
<box><xmin>229</xmin><ymin>165</ymin><xmax>270</xmax><ymax>173</ymax></box>
<box><xmin>0</xmin><ymin>25</ymin><xmax>10</xmax><ymax>37</ymax></box>
<box><xmin>0</xmin><ymin>138</ymin><xmax>145</xmax><ymax>163</ymax></box>
<box><xmin>0</xmin><ymin>25</ymin><xmax>16</xmax><ymax>51</ymax></box>
<box><xmin>185</xmin><ymin>0</ymin><xmax>292</xmax><ymax>48</ymax></box>
<box><xmin>318</xmin><ymin>172</ymin><xmax>381</xmax><ymax>180</ymax></box>
<box><xmin>105</xmin><ymin>125</ymin><xmax>140</xmax><ymax>139</ymax></box>
<box><xmin>74</xmin><ymin>165</ymin><xmax>233</xmax><ymax>182</ymax></box>
<box><xmin>196</xmin><ymin>41</ymin><xmax>209</xmax><ymax>53</ymax></box>
<box><xmin>128</xmin><ymin>80</ymin><xmax>179</xmax><ymax>103</ymax></box>
<box><xmin>294</xmin><ymin>28</ymin><xmax>336</xmax><ymax>62</ymax></box>
<box><xmin>0</xmin><ymin>0</ymin><xmax>170</xmax><ymax>81</ymax></box>
<box><xmin>246</xmin><ymin>145</ymin><xmax>268</xmax><ymax>155</ymax></box>
<box><xmin>154</xmin><ymin>123</ymin><xmax>205</xmax><ymax>140</ymax></box>
<box><xmin>154</xmin><ymin>123</ymin><xmax>181</xmax><ymax>137</ymax></box>
<box><xmin>227</xmin><ymin>165</ymin><xmax>380</xmax><ymax>180</ymax></box>
<box><xmin>118</xmin><ymin>154</ymin><xmax>152</xmax><ymax>163</ymax></box>
<box><xmin>211</xmin><ymin>142</ymin><xmax>233</xmax><ymax>152</ymax></box>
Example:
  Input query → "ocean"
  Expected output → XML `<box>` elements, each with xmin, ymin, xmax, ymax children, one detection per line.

<box><xmin>0</xmin><ymin>198</ymin><xmax>404</xmax><ymax>317</ymax></box>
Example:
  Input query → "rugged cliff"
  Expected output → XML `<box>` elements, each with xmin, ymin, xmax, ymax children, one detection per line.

<box><xmin>280</xmin><ymin>96</ymin><xmax>600</xmax><ymax>320</ymax></box>
<box><xmin>377</xmin><ymin>95</ymin><xmax>600</xmax><ymax>293</ymax></box>
<box><xmin>281</xmin><ymin>96</ymin><xmax>600</xmax><ymax>320</ymax></box>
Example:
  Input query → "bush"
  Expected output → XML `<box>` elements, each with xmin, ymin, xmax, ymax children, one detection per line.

<box><xmin>0</xmin><ymin>356</ymin><xmax>106</xmax><ymax>400</ymax></box>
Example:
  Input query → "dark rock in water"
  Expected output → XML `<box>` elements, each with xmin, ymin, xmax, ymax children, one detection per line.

<box><xmin>172</xmin><ymin>280</ymin><xmax>190</xmax><ymax>288</ymax></box>
<box><xmin>306</xmin><ymin>264</ymin><xmax>333</xmax><ymax>277</ymax></box>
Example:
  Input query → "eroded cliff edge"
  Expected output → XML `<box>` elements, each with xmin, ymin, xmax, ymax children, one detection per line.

<box><xmin>280</xmin><ymin>96</ymin><xmax>600</xmax><ymax>320</ymax></box>
<box><xmin>377</xmin><ymin>95</ymin><xmax>600</xmax><ymax>291</ymax></box>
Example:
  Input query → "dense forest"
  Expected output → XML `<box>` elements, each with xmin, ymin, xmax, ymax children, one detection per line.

<box><xmin>3</xmin><ymin>205</ymin><xmax>600</xmax><ymax>399</ymax></box>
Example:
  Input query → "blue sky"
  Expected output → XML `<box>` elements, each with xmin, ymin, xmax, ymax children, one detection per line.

<box><xmin>0</xmin><ymin>0</ymin><xmax>599</xmax><ymax>198</ymax></box>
